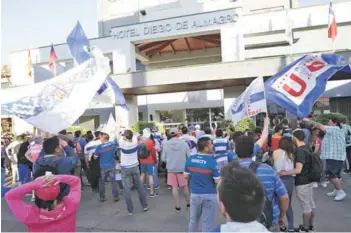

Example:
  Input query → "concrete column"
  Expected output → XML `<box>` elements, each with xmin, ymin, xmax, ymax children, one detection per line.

<box><xmin>115</xmin><ymin>95</ymin><xmax>138</xmax><ymax>128</ymax></box>
<box><xmin>113</xmin><ymin>41</ymin><xmax>136</xmax><ymax>74</ymax></box>
<box><xmin>223</xmin><ymin>86</ymin><xmax>246</xmax><ymax>120</ymax></box>
<box><xmin>220</xmin><ymin>8</ymin><xmax>245</xmax><ymax>62</ymax></box>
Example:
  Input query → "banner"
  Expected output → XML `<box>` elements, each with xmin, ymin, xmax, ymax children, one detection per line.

<box><xmin>101</xmin><ymin>113</ymin><xmax>117</xmax><ymax>141</ymax></box>
<box><xmin>231</xmin><ymin>77</ymin><xmax>267</xmax><ymax>125</ymax></box>
<box><xmin>1</xmin><ymin>48</ymin><xmax>110</xmax><ymax>133</ymax></box>
<box><xmin>265</xmin><ymin>54</ymin><xmax>346</xmax><ymax>117</ymax></box>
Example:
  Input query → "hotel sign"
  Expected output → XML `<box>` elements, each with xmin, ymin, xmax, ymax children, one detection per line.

<box><xmin>110</xmin><ymin>9</ymin><xmax>239</xmax><ymax>40</ymax></box>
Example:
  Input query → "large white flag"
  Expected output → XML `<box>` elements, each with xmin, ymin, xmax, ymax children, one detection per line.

<box><xmin>231</xmin><ymin>77</ymin><xmax>267</xmax><ymax>125</ymax></box>
<box><xmin>0</xmin><ymin>48</ymin><xmax>110</xmax><ymax>133</ymax></box>
<box><xmin>101</xmin><ymin>112</ymin><xmax>117</xmax><ymax>140</ymax></box>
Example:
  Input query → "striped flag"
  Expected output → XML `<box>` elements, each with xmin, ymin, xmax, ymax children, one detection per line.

<box><xmin>49</xmin><ymin>44</ymin><xmax>58</xmax><ymax>74</ymax></box>
<box><xmin>27</xmin><ymin>49</ymin><xmax>32</xmax><ymax>78</ymax></box>
<box><xmin>328</xmin><ymin>0</ymin><xmax>337</xmax><ymax>40</ymax></box>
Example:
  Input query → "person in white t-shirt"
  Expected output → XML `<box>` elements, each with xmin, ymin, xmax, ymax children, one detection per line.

<box><xmin>179</xmin><ymin>126</ymin><xmax>198</xmax><ymax>155</ymax></box>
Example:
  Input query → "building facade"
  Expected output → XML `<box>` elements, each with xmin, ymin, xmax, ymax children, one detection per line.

<box><xmin>3</xmin><ymin>0</ymin><xmax>351</xmax><ymax>133</ymax></box>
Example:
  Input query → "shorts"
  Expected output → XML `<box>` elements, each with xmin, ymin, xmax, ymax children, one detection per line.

<box><xmin>140</xmin><ymin>163</ymin><xmax>155</xmax><ymax>176</ymax></box>
<box><xmin>167</xmin><ymin>172</ymin><xmax>188</xmax><ymax>187</ymax></box>
<box><xmin>296</xmin><ymin>183</ymin><xmax>316</xmax><ymax>214</ymax></box>
<box><xmin>326</xmin><ymin>159</ymin><xmax>343</xmax><ymax>179</ymax></box>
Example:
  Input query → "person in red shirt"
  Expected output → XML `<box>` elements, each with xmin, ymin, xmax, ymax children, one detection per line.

<box><xmin>271</xmin><ymin>125</ymin><xmax>283</xmax><ymax>152</ymax></box>
<box><xmin>5</xmin><ymin>174</ymin><xmax>81</xmax><ymax>232</ymax></box>
<box><xmin>139</xmin><ymin>128</ymin><xmax>158</xmax><ymax>197</ymax></box>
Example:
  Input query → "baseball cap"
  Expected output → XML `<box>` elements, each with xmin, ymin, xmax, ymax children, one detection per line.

<box><xmin>142</xmin><ymin>128</ymin><xmax>151</xmax><ymax>138</ymax></box>
<box><xmin>35</xmin><ymin>183</ymin><xmax>61</xmax><ymax>201</ymax></box>
<box><xmin>169</xmin><ymin>128</ymin><xmax>178</xmax><ymax>136</ymax></box>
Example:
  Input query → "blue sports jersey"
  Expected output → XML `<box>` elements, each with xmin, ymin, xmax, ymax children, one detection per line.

<box><xmin>184</xmin><ymin>154</ymin><xmax>220</xmax><ymax>194</ymax></box>
<box><xmin>214</xmin><ymin>150</ymin><xmax>236</xmax><ymax>171</ymax></box>
<box><xmin>213</xmin><ymin>138</ymin><xmax>230</xmax><ymax>154</ymax></box>
<box><xmin>95</xmin><ymin>139</ymin><xmax>118</xmax><ymax>169</ymax></box>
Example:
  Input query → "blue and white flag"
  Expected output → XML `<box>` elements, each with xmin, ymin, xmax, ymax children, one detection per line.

<box><xmin>265</xmin><ymin>54</ymin><xmax>346</xmax><ymax>117</ymax></box>
<box><xmin>231</xmin><ymin>77</ymin><xmax>267</xmax><ymax>125</ymax></box>
<box><xmin>66</xmin><ymin>21</ymin><xmax>128</xmax><ymax>109</ymax></box>
<box><xmin>0</xmin><ymin>48</ymin><xmax>110</xmax><ymax>133</ymax></box>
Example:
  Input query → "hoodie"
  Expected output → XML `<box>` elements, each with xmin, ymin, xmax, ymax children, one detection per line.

<box><xmin>213</xmin><ymin>221</ymin><xmax>270</xmax><ymax>232</ymax></box>
<box><xmin>33</xmin><ymin>146</ymin><xmax>77</xmax><ymax>195</ymax></box>
<box><xmin>162</xmin><ymin>138</ymin><xmax>190</xmax><ymax>173</ymax></box>
<box><xmin>5</xmin><ymin>175</ymin><xmax>81</xmax><ymax>232</ymax></box>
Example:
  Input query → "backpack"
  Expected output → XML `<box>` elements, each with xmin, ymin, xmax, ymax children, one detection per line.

<box><xmin>138</xmin><ymin>143</ymin><xmax>150</xmax><ymax>159</ymax></box>
<box><xmin>307</xmin><ymin>150</ymin><xmax>323</xmax><ymax>182</ymax></box>
<box><xmin>248</xmin><ymin>162</ymin><xmax>274</xmax><ymax>229</ymax></box>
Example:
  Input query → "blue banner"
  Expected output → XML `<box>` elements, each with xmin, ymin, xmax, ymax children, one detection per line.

<box><xmin>264</xmin><ymin>54</ymin><xmax>346</xmax><ymax>117</ymax></box>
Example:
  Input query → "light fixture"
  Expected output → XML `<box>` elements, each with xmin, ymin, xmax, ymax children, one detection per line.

<box><xmin>140</xmin><ymin>10</ymin><xmax>146</xmax><ymax>16</ymax></box>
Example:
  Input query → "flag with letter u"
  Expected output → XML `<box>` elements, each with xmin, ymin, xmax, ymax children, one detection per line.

<box><xmin>264</xmin><ymin>54</ymin><xmax>345</xmax><ymax>118</ymax></box>
<box><xmin>231</xmin><ymin>77</ymin><xmax>267</xmax><ymax>125</ymax></box>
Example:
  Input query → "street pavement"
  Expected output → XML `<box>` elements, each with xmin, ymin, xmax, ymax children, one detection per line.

<box><xmin>1</xmin><ymin>173</ymin><xmax>351</xmax><ymax>232</ymax></box>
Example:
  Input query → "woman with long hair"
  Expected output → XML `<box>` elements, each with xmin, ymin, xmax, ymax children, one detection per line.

<box><xmin>5</xmin><ymin>175</ymin><xmax>80</xmax><ymax>232</ymax></box>
<box><xmin>272</xmin><ymin>137</ymin><xmax>298</xmax><ymax>232</ymax></box>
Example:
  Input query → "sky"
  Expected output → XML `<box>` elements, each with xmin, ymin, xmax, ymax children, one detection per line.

<box><xmin>1</xmin><ymin>0</ymin><xmax>330</xmax><ymax>65</ymax></box>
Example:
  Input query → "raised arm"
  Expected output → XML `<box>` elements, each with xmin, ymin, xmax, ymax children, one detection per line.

<box><xmin>55</xmin><ymin>175</ymin><xmax>81</xmax><ymax>205</ymax></box>
<box><xmin>303</xmin><ymin>118</ymin><xmax>326</xmax><ymax>132</ymax></box>
<box><xmin>256</xmin><ymin>117</ymin><xmax>270</xmax><ymax>148</ymax></box>
<box><xmin>5</xmin><ymin>178</ymin><xmax>44</xmax><ymax>222</ymax></box>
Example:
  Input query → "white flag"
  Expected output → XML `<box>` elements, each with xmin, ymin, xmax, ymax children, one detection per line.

<box><xmin>101</xmin><ymin>112</ymin><xmax>117</xmax><ymax>141</ymax></box>
<box><xmin>0</xmin><ymin>47</ymin><xmax>110</xmax><ymax>133</ymax></box>
<box><xmin>231</xmin><ymin>77</ymin><xmax>267</xmax><ymax>125</ymax></box>
<box><xmin>285</xmin><ymin>11</ymin><xmax>293</xmax><ymax>46</ymax></box>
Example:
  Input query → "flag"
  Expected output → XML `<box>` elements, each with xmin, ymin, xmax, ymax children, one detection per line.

<box><xmin>0</xmin><ymin>47</ymin><xmax>110</xmax><ymax>133</ymax></box>
<box><xmin>328</xmin><ymin>0</ymin><xmax>337</xmax><ymax>39</ymax></box>
<box><xmin>285</xmin><ymin>11</ymin><xmax>293</xmax><ymax>45</ymax></box>
<box><xmin>101</xmin><ymin>113</ymin><xmax>117</xmax><ymax>141</ymax></box>
<box><xmin>231</xmin><ymin>77</ymin><xmax>267</xmax><ymax>125</ymax></box>
<box><xmin>66</xmin><ymin>21</ymin><xmax>128</xmax><ymax>109</ymax></box>
<box><xmin>27</xmin><ymin>49</ymin><xmax>32</xmax><ymax>77</ymax></box>
<box><xmin>49</xmin><ymin>44</ymin><xmax>58</xmax><ymax>74</ymax></box>
<box><xmin>264</xmin><ymin>54</ymin><xmax>346</xmax><ymax>118</ymax></box>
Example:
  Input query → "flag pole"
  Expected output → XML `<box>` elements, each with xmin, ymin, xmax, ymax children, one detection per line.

<box><xmin>332</xmin><ymin>39</ymin><xmax>336</xmax><ymax>52</ymax></box>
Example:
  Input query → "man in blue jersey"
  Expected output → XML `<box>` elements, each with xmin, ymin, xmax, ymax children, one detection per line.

<box><xmin>236</xmin><ymin>131</ymin><xmax>289</xmax><ymax>232</ymax></box>
<box><xmin>214</xmin><ymin>162</ymin><xmax>269</xmax><ymax>232</ymax></box>
<box><xmin>213</xmin><ymin>128</ymin><xmax>233</xmax><ymax>171</ymax></box>
<box><xmin>184</xmin><ymin>137</ymin><xmax>220</xmax><ymax>232</ymax></box>
<box><xmin>94</xmin><ymin>133</ymin><xmax>120</xmax><ymax>202</ymax></box>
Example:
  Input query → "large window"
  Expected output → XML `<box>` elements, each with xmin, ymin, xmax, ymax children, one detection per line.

<box><xmin>159</xmin><ymin>110</ymin><xmax>184</xmax><ymax>123</ymax></box>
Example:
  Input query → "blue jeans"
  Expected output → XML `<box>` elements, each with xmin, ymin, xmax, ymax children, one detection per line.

<box><xmin>121</xmin><ymin>166</ymin><xmax>148</xmax><ymax>213</ymax></box>
<box><xmin>18</xmin><ymin>164</ymin><xmax>30</xmax><ymax>185</ymax></box>
<box><xmin>99</xmin><ymin>166</ymin><xmax>119</xmax><ymax>198</ymax></box>
<box><xmin>281</xmin><ymin>176</ymin><xmax>295</xmax><ymax>230</ymax></box>
<box><xmin>189</xmin><ymin>193</ymin><xmax>217</xmax><ymax>232</ymax></box>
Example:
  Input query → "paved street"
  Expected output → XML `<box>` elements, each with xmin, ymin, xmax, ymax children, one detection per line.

<box><xmin>2</xmin><ymin>174</ymin><xmax>351</xmax><ymax>232</ymax></box>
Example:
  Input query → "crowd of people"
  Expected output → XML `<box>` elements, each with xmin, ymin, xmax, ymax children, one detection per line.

<box><xmin>1</xmin><ymin>115</ymin><xmax>351</xmax><ymax>232</ymax></box>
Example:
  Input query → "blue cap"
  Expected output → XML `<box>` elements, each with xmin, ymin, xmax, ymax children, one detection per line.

<box><xmin>33</xmin><ymin>136</ymin><xmax>43</xmax><ymax>144</ymax></box>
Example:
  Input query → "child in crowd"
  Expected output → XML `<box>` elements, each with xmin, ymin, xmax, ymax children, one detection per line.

<box><xmin>5</xmin><ymin>174</ymin><xmax>81</xmax><ymax>232</ymax></box>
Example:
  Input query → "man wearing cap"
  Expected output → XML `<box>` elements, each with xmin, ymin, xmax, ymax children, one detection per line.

<box><xmin>162</xmin><ymin>128</ymin><xmax>191</xmax><ymax>212</ymax></box>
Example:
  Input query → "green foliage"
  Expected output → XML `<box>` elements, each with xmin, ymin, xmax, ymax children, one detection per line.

<box><xmin>131</xmin><ymin>121</ymin><xmax>155</xmax><ymax>133</ymax></box>
<box><xmin>313</xmin><ymin>112</ymin><xmax>347</xmax><ymax>125</ymax></box>
<box><xmin>223</xmin><ymin>120</ymin><xmax>235</xmax><ymax>133</ymax></box>
<box><xmin>67</xmin><ymin>126</ymin><xmax>88</xmax><ymax>135</ymax></box>
<box><xmin>234</xmin><ymin>118</ymin><xmax>255</xmax><ymax>132</ymax></box>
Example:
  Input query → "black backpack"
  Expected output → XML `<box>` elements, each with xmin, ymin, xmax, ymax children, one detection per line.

<box><xmin>307</xmin><ymin>150</ymin><xmax>323</xmax><ymax>182</ymax></box>
<box><xmin>248</xmin><ymin>162</ymin><xmax>274</xmax><ymax>229</ymax></box>
<box><xmin>138</xmin><ymin>143</ymin><xmax>150</xmax><ymax>159</ymax></box>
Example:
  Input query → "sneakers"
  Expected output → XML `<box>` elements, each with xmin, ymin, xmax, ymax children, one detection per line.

<box><xmin>334</xmin><ymin>190</ymin><xmax>346</xmax><ymax>201</ymax></box>
<box><xmin>143</xmin><ymin>206</ymin><xmax>149</xmax><ymax>212</ymax></box>
<box><xmin>327</xmin><ymin>189</ymin><xmax>337</xmax><ymax>197</ymax></box>
<box><xmin>128</xmin><ymin>212</ymin><xmax>133</xmax><ymax>216</ymax></box>
<box><xmin>114</xmin><ymin>196</ymin><xmax>120</xmax><ymax>202</ymax></box>
<box><xmin>150</xmin><ymin>193</ymin><xmax>156</xmax><ymax>198</ymax></box>
<box><xmin>100</xmin><ymin>197</ymin><xmax>106</xmax><ymax>202</ymax></box>
<box><xmin>320</xmin><ymin>181</ymin><xmax>327</xmax><ymax>188</ymax></box>
<box><xmin>299</xmin><ymin>225</ymin><xmax>314</xmax><ymax>232</ymax></box>
<box><xmin>175</xmin><ymin>207</ymin><xmax>181</xmax><ymax>212</ymax></box>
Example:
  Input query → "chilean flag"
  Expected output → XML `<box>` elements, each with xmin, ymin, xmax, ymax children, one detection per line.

<box><xmin>328</xmin><ymin>0</ymin><xmax>337</xmax><ymax>40</ymax></box>
<box><xmin>49</xmin><ymin>44</ymin><xmax>57</xmax><ymax>74</ymax></box>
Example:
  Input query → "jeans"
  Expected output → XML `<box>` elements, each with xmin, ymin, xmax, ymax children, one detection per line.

<box><xmin>99</xmin><ymin>166</ymin><xmax>119</xmax><ymax>198</ymax></box>
<box><xmin>121</xmin><ymin>166</ymin><xmax>148</xmax><ymax>213</ymax></box>
<box><xmin>189</xmin><ymin>193</ymin><xmax>217</xmax><ymax>232</ymax></box>
<box><xmin>18</xmin><ymin>164</ymin><xmax>30</xmax><ymax>185</ymax></box>
<box><xmin>281</xmin><ymin>176</ymin><xmax>295</xmax><ymax>230</ymax></box>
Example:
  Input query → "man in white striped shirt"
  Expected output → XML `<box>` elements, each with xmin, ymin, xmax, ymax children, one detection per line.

<box><xmin>119</xmin><ymin>129</ymin><xmax>148</xmax><ymax>215</ymax></box>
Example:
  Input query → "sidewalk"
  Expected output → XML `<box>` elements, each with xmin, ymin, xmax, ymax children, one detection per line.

<box><xmin>2</xmin><ymin>175</ymin><xmax>351</xmax><ymax>232</ymax></box>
